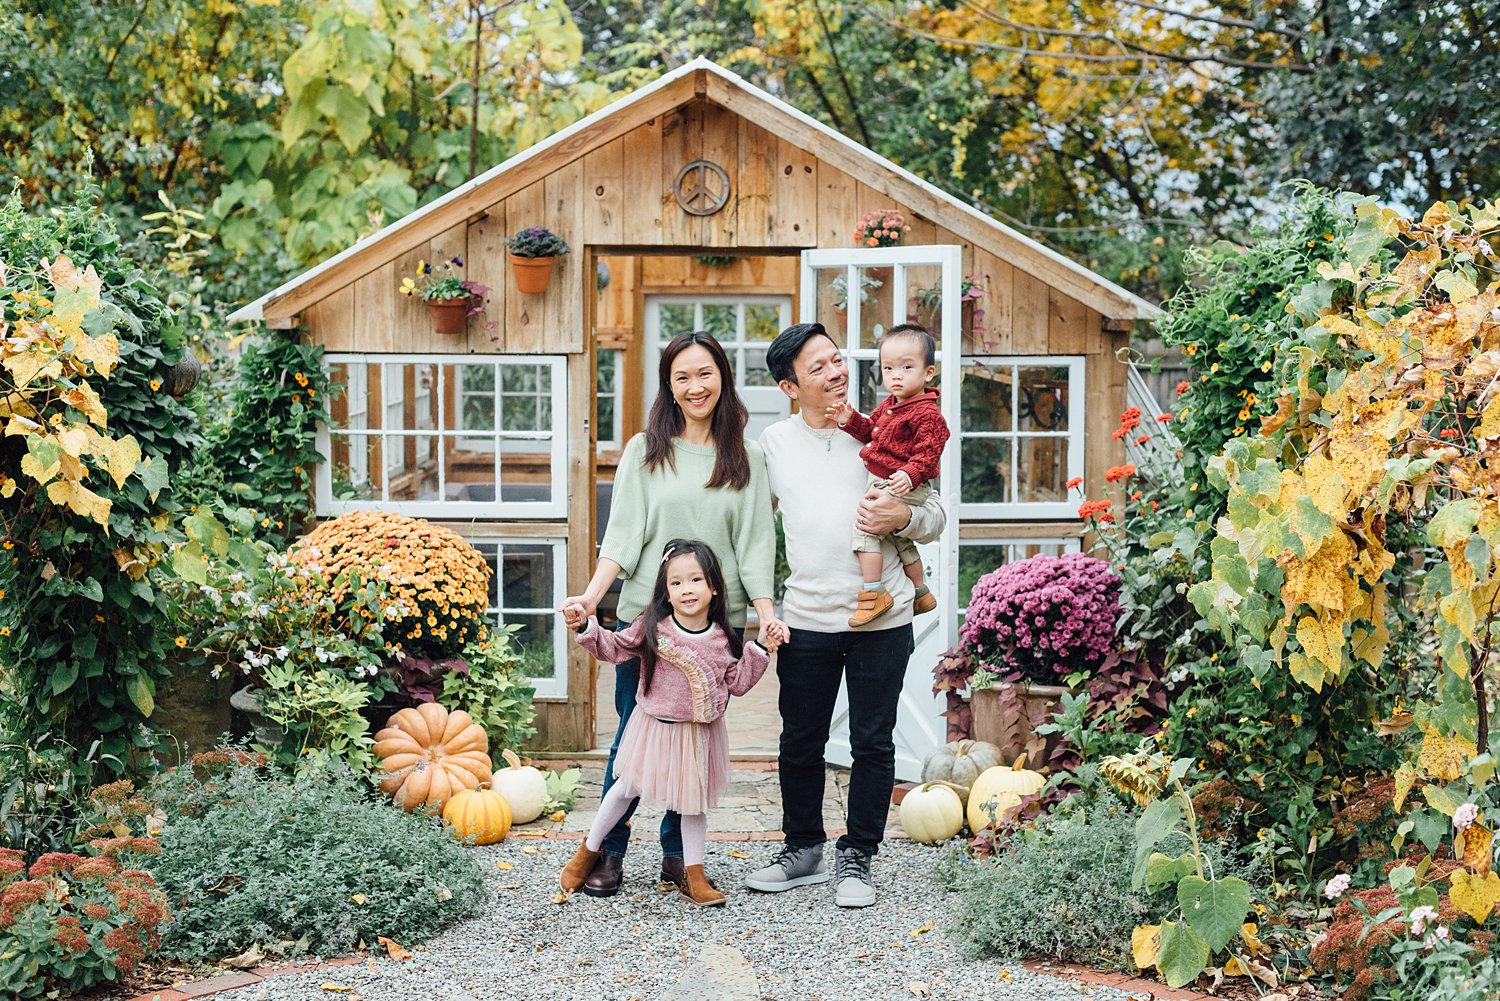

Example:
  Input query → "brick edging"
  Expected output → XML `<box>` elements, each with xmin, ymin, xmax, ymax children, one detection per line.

<box><xmin>123</xmin><ymin>956</ymin><xmax>365</xmax><ymax>1001</ymax></box>
<box><xmin>1022</xmin><ymin>960</ymin><xmax>1223</xmax><ymax>1000</ymax></box>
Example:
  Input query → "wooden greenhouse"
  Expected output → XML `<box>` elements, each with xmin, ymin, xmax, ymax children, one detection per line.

<box><xmin>230</xmin><ymin>58</ymin><xmax>1159</xmax><ymax>766</ymax></box>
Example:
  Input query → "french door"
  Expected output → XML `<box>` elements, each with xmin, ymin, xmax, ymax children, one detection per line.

<box><xmin>799</xmin><ymin>246</ymin><xmax>962</xmax><ymax>781</ymax></box>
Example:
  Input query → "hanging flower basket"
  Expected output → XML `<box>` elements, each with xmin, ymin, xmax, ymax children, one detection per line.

<box><xmin>509</xmin><ymin>254</ymin><xmax>556</xmax><ymax>294</ymax></box>
<box><xmin>425</xmin><ymin>296</ymin><xmax>474</xmax><ymax>335</ymax></box>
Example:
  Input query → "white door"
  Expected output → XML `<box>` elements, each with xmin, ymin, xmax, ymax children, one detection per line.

<box><xmin>799</xmin><ymin>246</ymin><xmax>962</xmax><ymax>781</ymax></box>
<box><xmin>644</xmin><ymin>296</ymin><xmax>793</xmax><ymax>441</ymax></box>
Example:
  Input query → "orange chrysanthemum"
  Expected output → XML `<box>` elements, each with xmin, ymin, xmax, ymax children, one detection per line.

<box><xmin>291</xmin><ymin>511</ymin><xmax>492</xmax><ymax>658</ymax></box>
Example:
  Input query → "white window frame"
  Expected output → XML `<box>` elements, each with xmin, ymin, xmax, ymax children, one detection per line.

<box><xmin>469</xmin><ymin>535</ymin><xmax>569</xmax><ymax>701</ymax></box>
<box><xmin>960</xmin><ymin>356</ymin><xmax>1086</xmax><ymax>520</ymax></box>
<box><xmin>595</xmin><ymin>347</ymin><xmax>623</xmax><ymax>452</ymax></box>
<box><xmin>318</xmin><ymin>353</ymin><xmax>568</xmax><ymax>520</ymax></box>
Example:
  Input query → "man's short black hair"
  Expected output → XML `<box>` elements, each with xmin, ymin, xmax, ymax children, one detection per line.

<box><xmin>766</xmin><ymin>322</ymin><xmax>838</xmax><ymax>385</ymax></box>
<box><xmin>882</xmin><ymin>323</ymin><xmax>936</xmax><ymax>367</ymax></box>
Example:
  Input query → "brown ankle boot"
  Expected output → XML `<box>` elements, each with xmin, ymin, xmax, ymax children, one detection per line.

<box><xmin>560</xmin><ymin>844</ymin><xmax>603</xmax><ymax>892</ymax></box>
<box><xmin>848</xmin><ymin>589</ymin><xmax>894</xmax><ymax>627</ymax></box>
<box><xmin>681</xmin><ymin>864</ymin><xmax>726</xmax><ymax>907</ymax></box>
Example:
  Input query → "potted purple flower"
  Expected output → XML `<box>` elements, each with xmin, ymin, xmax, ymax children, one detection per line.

<box><xmin>506</xmin><ymin>225</ymin><xmax>570</xmax><ymax>294</ymax></box>
<box><xmin>399</xmin><ymin>256</ymin><xmax>488</xmax><ymax>334</ymax></box>
<box><xmin>961</xmin><ymin>553</ymin><xmax>1122</xmax><ymax>760</ymax></box>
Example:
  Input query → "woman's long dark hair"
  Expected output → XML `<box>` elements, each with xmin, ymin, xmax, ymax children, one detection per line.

<box><xmin>643</xmin><ymin>331</ymin><xmax>751</xmax><ymax>490</ymax></box>
<box><xmin>638</xmin><ymin>539</ymin><xmax>744</xmax><ymax>694</ymax></box>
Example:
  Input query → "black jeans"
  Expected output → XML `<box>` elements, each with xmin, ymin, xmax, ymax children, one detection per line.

<box><xmin>776</xmin><ymin>624</ymin><xmax>913</xmax><ymax>855</ymax></box>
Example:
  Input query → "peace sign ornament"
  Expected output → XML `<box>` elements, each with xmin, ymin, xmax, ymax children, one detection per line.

<box><xmin>674</xmin><ymin>160</ymin><xmax>731</xmax><ymax>217</ymax></box>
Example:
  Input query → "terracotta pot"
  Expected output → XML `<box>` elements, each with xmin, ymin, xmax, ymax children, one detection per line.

<box><xmin>510</xmin><ymin>253</ymin><xmax>555</xmax><ymax>294</ymax></box>
<box><xmin>969</xmin><ymin>681</ymin><xmax>1076</xmax><ymax>769</ymax></box>
<box><xmin>424</xmin><ymin>296</ymin><xmax>472</xmax><ymax>335</ymax></box>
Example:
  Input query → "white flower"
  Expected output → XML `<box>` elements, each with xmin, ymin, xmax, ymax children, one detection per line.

<box><xmin>1410</xmin><ymin>905</ymin><xmax>1439</xmax><ymax>935</ymax></box>
<box><xmin>1454</xmin><ymin>803</ymin><xmax>1480</xmax><ymax>833</ymax></box>
<box><xmin>1325</xmin><ymin>873</ymin><xmax>1351</xmax><ymax>900</ymax></box>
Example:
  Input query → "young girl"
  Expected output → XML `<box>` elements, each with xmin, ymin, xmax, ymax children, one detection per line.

<box><xmin>827</xmin><ymin>323</ymin><xmax>951</xmax><ymax>627</ymax></box>
<box><xmin>559</xmin><ymin>539</ymin><xmax>782</xmax><ymax>906</ymax></box>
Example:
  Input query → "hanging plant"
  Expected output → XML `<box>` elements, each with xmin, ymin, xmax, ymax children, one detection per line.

<box><xmin>398</xmin><ymin>256</ymin><xmax>489</xmax><ymax>334</ymax></box>
<box><xmin>505</xmin><ymin>226</ymin><xmax>570</xmax><ymax>294</ymax></box>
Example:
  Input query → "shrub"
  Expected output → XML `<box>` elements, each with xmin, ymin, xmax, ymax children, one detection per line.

<box><xmin>938</xmin><ymin>801</ymin><xmax>1262</xmax><ymax>969</ymax></box>
<box><xmin>441</xmin><ymin>632</ymin><xmax>537</xmax><ymax>766</ymax></box>
<box><xmin>0</xmin><ymin>843</ymin><xmax>170</xmax><ymax>998</ymax></box>
<box><xmin>144</xmin><ymin>758</ymin><xmax>485</xmax><ymax>960</ymax></box>
<box><xmin>291</xmin><ymin>511</ymin><xmax>492</xmax><ymax>659</ymax></box>
<box><xmin>961</xmin><ymin>554</ymin><xmax>1122</xmax><ymax>683</ymax></box>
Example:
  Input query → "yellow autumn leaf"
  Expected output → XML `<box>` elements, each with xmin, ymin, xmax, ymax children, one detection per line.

<box><xmin>1241</xmin><ymin>922</ymin><xmax>1269</xmax><ymax>957</ymax></box>
<box><xmin>4</xmin><ymin>414</ymin><xmax>44</xmax><ymax>437</ymax></box>
<box><xmin>1131</xmin><ymin>924</ymin><xmax>1160</xmax><ymax>970</ymax></box>
<box><xmin>495</xmin><ymin>860</ymin><xmax>513</xmax><ymax>871</ymax></box>
<box><xmin>2</xmin><ymin>351</ymin><xmax>63</xmax><ymax>390</ymax></box>
<box><xmin>20</xmin><ymin>450</ymin><xmax>60</xmax><ymax>487</ymax></box>
<box><xmin>552</xmin><ymin>890</ymin><xmax>570</xmax><ymax>904</ymax></box>
<box><xmin>1224</xmin><ymin>956</ymin><xmax>1249</xmax><ymax>977</ymax></box>
<box><xmin>45</xmin><ymin>479</ymin><xmax>112</xmax><ymax>529</ymax></box>
<box><xmin>376</xmin><ymin>935</ymin><xmax>412</xmax><ymax>961</ymax></box>
<box><xmin>101</xmin><ymin>434</ymin><xmax>141</xmax><ymax>489</ymax></box>
<box><xmin>1450</xmin><ymin>870</ymin><xmax>1500</xmax><ymax>925</ymax></box>
<box><xmin>1419</xmin><ymin>726</ymin><xmax>1476</xmax><ymax>781</ymax></box>
<box><xmin>549</xmin><ymin>810</ymin><xmax>566</xmax><ymax>822</ymax></box>
<box><xmin>1393</xmin><ymin>763</ymin><xmax>1418</xmax><ymax>811</ymax></box>
<box><xmin>908</xmin><ymin>921</ymin><xmax>933</xmax><ymax>936</ymax></box>
<box><xmin>61</xmin><ymin>381</ymin><xmax>107</xmax><ymax>427</ymax></box>
<box><xmin>72</xmin><ymin>333</ymin><xmax>120</xmax><ymax>377</ymax></box>
<box><xmin>320</xmin><ymin>984</ymin><xmax>352</xmax><ymax>993</ymax></box>
<box><xmin>56</xmin><ymin>425</ymin><xmax>88</xmax><ymax>458</ymax></box>
<box><xmin>727</xmin><ymin>849</ymin><xmax>752</xmax><ymax>859</ymax></box>
<box><xmin>522</xmin><ymin>846</ymin><xmax>540</xmax><ymax>854</ymax></box>
<box><xmin>1460</xmin><ymin>823</ymin><xmax>1493</xmax><ymax>876</ymax></box>
<box><xmin>350</xmin><ymin>893</ymin><xmax>367</xmax><ymax>904</ymax></box>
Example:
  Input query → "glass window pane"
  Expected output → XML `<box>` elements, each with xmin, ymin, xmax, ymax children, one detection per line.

<box><xmin>958</xmin><ymin>544</ymin><xmax>1010</xmax><ymax>607</ymax></box>
<box><xmin>501</xmin><ymin>544</ymin><xmax>553</xmax><ymax>609</ymax></box>
<box><xmin>597</xmin><ymin>397</ymin><xmax>617</xmax><ymax>438</ymax></box>
<box><xmin>386</xmin><ymin>436</ymin><xmax>440</xmax><ymax>501</ymax></box>
<box><xmin>855</xmin><ymin>359</ymin><xmax>891</xmax><ymax>414</ymax></box>
<box><xmin>499</xmin><ymin>444</ymin><xmax>552</xmax><ymax>504</ymax></box>
<box><xmin>596</xmin><ymin>349</ymin><xmax>617</xmax><ymax>392</ymax></box>
<box><xmin>742</xmin><ymin>348</ymin><xmax>775</xmax><ymax>387</ymax></box>
<box><xmin>854</xmin><ymin>266</ymin><xmax>890</xmax><ymax>351</ymax></box>
<box><xmin>1016</xmin><ymin>437</ymin><xmax>1068</xmax><ymax>504</ymax></box>
<box><xmin>1020</xmin><ymin>366</ymin><xmax>1070</xmax><ymax>432</ymax></box>
<box><xmin>503</xmin><ymin>614</ymin><xmax>557</xmax><ymax>679</ymax></box>
<box><xmin>443</xmin><ymin>436</ymin><xmax>496</xmax><ymax>501</ymax></box>
<box><xmin>329</xmin><ymin>433</ymin><xmax>380</xmax><ymax>500</ymax></box>
<box><xmin>702</xmin><ymin>304</ymin><xmax>735</xmax><ymax>338</ymax></box>
<box><xmin>961</xmin><ymin>361</ymin><xmax>1014</xmax><ymax>433</ymax></box>
<box><xmin>745</xmin><ymin>305</ymin><xmax>780</xmax><ymax>341</ymax></box>
<box><xmin>903</xmin><ymin>264</ymin><xmax>944</xmax><ymax>343</ymax></box>
<box><xmin>961</xmin><ymin>437</ymin><xmax>1011</xmax><ymax>504</ymax></box>
<box><xmin>661</xmin><ymin>303</ymin><xmax>695</xmax><ymax>335</ymax></box>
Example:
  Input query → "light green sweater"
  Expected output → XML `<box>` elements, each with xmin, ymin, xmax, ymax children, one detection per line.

<box><xmin>599</xmin><ymin>433</ymin><xmax>775</xmax><ymax>627</ymax></box>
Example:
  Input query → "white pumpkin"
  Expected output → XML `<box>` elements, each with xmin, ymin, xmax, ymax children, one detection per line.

<box><xmin>489</xmin><ymin>748</ymin><xmax>548</xmax><ymax>824</ymax></box>
<box><xmin>899</xmin><ymin>782</ymin><xmax>965</xmax><ymax>844</ymax></box>
<box><xmin>920</xmin><ymin>740</ymin><xmax>1003</xmax><ymax>797</ymax></box>
<box><xmin>965</xmin><ymin>757</ymin><xmax>1047</xmax><ymax>834</ymax></box>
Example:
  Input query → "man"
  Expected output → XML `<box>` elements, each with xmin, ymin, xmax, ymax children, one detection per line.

<box><xmin>746</xmin><ymin>322</ymin><xmax>947</xmax><ymax>908</ymax></box>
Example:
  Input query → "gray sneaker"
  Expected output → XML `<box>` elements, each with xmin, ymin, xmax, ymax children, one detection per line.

<box><xmin>744</xmin><ymin>844</ymin><xmax>830</xmax><ymax>892</ymax></box>
<box><xmin>833</xmin><ymin>847</ymin><xmax>875</xmax><ymax>908</ymax></box>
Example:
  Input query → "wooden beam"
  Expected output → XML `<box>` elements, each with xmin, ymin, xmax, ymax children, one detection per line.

<box><xmin>700</xmin><ymin>74</ymin><xmax>1148</xmax><ymax>322</ymax></box>
<box><xmin>262</xmin><ymin>73</ymin><xmax>702</xmax><ymax>322</ymax></box>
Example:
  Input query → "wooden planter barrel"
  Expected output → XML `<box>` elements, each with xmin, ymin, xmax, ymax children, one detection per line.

<box><xmin>969</xmin><ymin>681</ymin><xmax>1075</xmax><ymax>768</ymax></box>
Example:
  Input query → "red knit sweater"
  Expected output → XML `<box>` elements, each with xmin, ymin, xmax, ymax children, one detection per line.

<box><xmin>840</xmin><ymin>389</ymin><xmax>950</xmax><ymax>487</ymax></box>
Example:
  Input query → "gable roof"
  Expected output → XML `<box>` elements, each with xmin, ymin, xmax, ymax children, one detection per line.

<box><xmin>229</xmin><ymin>57</ymin><xmax>1159</xmax><ymax>325</ymax></box>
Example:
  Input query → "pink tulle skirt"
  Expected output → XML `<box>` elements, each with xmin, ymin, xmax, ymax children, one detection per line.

<box><xmin>613</xmin><ymin>712</ymin><xmax>730</xmax><ymax>816</ymax></box>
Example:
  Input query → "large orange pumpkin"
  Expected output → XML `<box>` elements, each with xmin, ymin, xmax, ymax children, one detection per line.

<box><xmin>374</xmin><ymin>703</ymin><xmax>492</xmax><ymax>811</ymax></box>
<box><xmin>443</xmin><ymin>783</ymin><xmax>512</xmax><ymax>845</ymax></box>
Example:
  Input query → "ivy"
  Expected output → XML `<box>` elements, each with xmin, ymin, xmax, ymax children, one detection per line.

<box><xmin>0</xmin><ymin>178</ymin><xmax>200</xmax><ymax>771</ymax></box>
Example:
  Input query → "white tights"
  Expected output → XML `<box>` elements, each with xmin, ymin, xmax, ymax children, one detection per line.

<box><xmin>585</xmin><ymin>776</ymin><xmax>708</xmax><ymax>866</ymax></box>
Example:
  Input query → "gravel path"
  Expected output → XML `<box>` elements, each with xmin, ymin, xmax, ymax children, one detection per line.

<box><xmin>217</xmin><ymin>838</ymin><xmax>1138</xmax><ymax>1001</ymax></box>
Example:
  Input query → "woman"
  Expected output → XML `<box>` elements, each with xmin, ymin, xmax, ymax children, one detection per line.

<box><xmin>561</xmin><ymin>331</ymin><xmax>784</xmax><ymax>898</ymax></box>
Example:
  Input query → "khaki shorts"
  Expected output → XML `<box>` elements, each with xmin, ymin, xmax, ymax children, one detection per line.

<box><xmin>852</xmin><ymin>472</ymin><xmax>929</xmax><ymax>566</ymax></box>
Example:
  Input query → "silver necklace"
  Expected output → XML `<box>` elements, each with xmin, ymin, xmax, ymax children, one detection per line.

<box><xmin>802</xmin><ymin>419</ymin><xmax>838</xmax><ymax>452</ymax></box>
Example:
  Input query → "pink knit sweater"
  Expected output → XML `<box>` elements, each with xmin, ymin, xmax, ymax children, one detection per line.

<box><xmin>575</xmin><ymin>616</ymin><xmax>769</xmax><ymax>724</ymax></box>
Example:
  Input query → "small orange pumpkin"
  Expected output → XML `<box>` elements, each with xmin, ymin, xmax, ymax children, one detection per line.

<box><xmin>374</xmin><ymin>703</ymin><xmax>492</xmax><ymax>811</ymax></box>
<box><xmin>443</xmin><ymin>783</ymin><xmax>512</xmax><ymax>845</ymax></box>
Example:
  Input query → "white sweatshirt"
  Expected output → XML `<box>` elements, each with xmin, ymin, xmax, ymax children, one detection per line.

<box><xmin>759</xmin><ymin>414</ymin><xmax>948</xmax><ymax>634</ymax></box>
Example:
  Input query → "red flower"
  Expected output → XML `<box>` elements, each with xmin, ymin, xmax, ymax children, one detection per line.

<box><xmin>28</xmin><ymin>853</ymin><xmax>83</xmax><ymax>878</ymax></box>
<box><xmin>1130</xmin><ymin>491</ymin><xmax>1143</xmax><ymax>501</ymax></box>
<box><xmin>1065</xmin><ymin>476</ymin><xmax>1083</xmax><ymax>490</ymax></box>
<box><xmin>1098</xmin><ymin>512</ymin><xmax>1115</xmax><ymax>524</ymax></box>
<box><xmin>1111</xmin><ymin>427</ymin><xmax>1127</xmax><ymax>440</ymax></box>
<box><xmin>1175</xmin><ymin>380</ymin><xmax>1190</xmax><ymax>395</ymax></box>
<box><xmin>1157</xmin><ymin>413</ymin><xmax>1173</xmax><ymax>423</ymax></box>
<box><xmin>1440</xmin><ymin>427</ymin><xmax>1459</xmax><ymax>439</ymax></box>
<box><xmin>1104</xmin><ymin>464</ymin><xmax>1137</xmax><ymax>483</ymax></box>
<box><xmin>1135</xmin><ymin>434</ymin><xmax>1150</xmax><ymax>446</ymax></box>
<box><xmin>1118</xmin><ymin>407</ymin><xmax>1142</xmax><ymax>433</ymax></box>
<box><xmin>1078</xmin><ymin>499</ymin><xmax>1113</xmax><ymax>520</ymax></box>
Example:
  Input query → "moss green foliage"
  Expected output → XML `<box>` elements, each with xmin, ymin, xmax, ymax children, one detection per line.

<box><xmin>441</xmin><ymin>633</ymin><xmax>537</xmax><ymax>767</ymax></box>
<box><xmin>144</xmin><ymin>758</ymin><xmax>485</xmax><ymax>960</ymax></box>
<box><xmin>0</xmin><ymin>181</ymin><xmax>199</xmax><ymax>771</ymax></box>
<box><xmin>184</xmin><ymin>333</ymin><xmax>331</xmax><ymax>546</ymax></box>
<box><xmin>938</xmin><ymin>801</ymin><xmax>1262</xmax><ymax>969</ymax></box>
